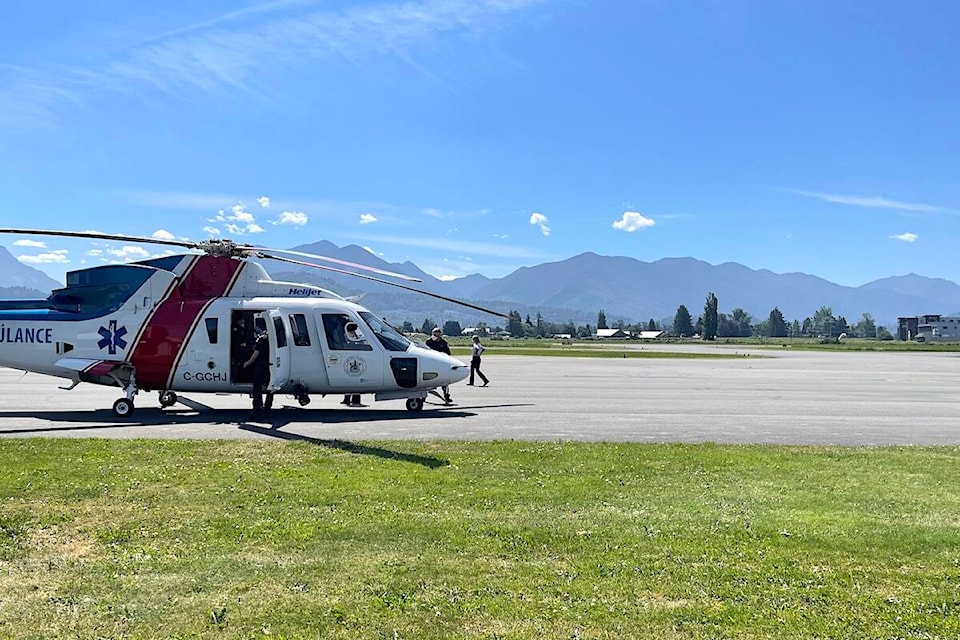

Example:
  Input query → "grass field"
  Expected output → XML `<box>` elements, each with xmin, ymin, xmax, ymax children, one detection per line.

<box><xmin>2</xmin><ymin>440</ymin><xmax>959</xmax><ymax>639</ymax></box>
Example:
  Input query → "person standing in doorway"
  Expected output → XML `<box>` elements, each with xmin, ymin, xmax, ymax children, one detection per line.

<box><xmin>425</xmin><ymin>326</ymin><xmax>453</xmax><ymax>404</ymax></box>
<box><xmin>467</xmin><ymin>335</ymin><xmax>489</xmax><ymax>386</ymax></box>
<box><xmin>242</xmin><ymin>322</ymin><xmax>273</xmax><ymax>420</ymax></box>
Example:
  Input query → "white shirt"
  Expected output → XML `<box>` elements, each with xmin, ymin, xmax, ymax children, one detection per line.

<box><xmin>471</xmin><ymin>342</ymin><xmax>485</xmax><ymax>357</ymax></box>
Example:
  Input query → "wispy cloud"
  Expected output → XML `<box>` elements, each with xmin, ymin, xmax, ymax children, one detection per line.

<box><xmin>360</xmin><ymin>213</ymin><xmax>378</xmax><ymax>225</ymax></box>
<box><xmin>529</xmin><ymin>212</ymin><xmax>550</xmax><ymax>236</ymax></box>
<box><xmin>891</xmin><ymin>232</ymin><xmax>918</xmax><ymax>243</ymax></box>
<box><xmin>1</xmin><ymin>0</ymin><xmax>549</xmax><ymax>129</ymax></box>
<box><xmin>257</xmin><ymin>196</ymin><xmax>271</xmax><ymax>208</ymax></box>
<box><xmin>349</xmin><ymin>233</ymin><xmax>553</xmax><ymax>260</ymax></box>
<box><xmin>612</xmin><ymin>211</ymin><xmax>655</xmax><ymax>232</ymax></box>
<box><xmin>790</xmin><ymin>189</ymin><xmax>958</xmax><ymax>214</ymax></box>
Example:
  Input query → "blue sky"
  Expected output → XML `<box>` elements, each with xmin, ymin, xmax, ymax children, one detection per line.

<box><xmin>2</xmin><ymin>0</ymin><xmax>959</xmax><ymax>287</ymax></box>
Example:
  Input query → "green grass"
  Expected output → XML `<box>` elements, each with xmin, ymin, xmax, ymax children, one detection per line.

<box><xmin>1</xmin><ymin>440</ymin><xmax>959</xmax><ymax>638</ymax></box>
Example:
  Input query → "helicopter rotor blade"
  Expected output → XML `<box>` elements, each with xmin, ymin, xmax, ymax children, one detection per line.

<box><xmin>263</xmin><ymin>254</ymin><xmax>510</xmax><ymax>319</ymax></box>
<box><xmin>0</xmin><ymin>228</ymin><xmax>198</xmax><ymax>250</ymax></box>
<box><xmin>252</xmin><ymin>247</ymin><xmax>421</xmax><ymax>282</ymax></box>
<box><xmin>0</xmin><ymin>228</ymin><xmax>422</xmax><ymax>281</ymax></box>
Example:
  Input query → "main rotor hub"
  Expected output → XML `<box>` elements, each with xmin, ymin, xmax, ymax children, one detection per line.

<box><xmin>195</xmin><ymin>239</ymin><xmax>259</xmax><ymax>258</ymax></box>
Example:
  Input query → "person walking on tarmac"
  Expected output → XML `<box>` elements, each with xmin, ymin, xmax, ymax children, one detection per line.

<box><xmin>242</xmin><ymin>321</ymin><xmax>274</xmax><ymax>420</ymax></box>
<box><xmin>425</xmin><ymin>326</ymin><xmax>453</xmax><ymax>404</ymax></box>
<box><xmin>467</xmin><ymin>334</ymin><xmax>489</xmax><ymax>386</ymax></box>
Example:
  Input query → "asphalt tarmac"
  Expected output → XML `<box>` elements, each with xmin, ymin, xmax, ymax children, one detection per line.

<box><xmin>1</xmin><ymin>346</ymin><xmax>960</xmax><ymax>445</ymax></box>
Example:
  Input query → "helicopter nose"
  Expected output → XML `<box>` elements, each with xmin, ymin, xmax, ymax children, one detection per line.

<box><xmin>419</xmin><ymin>350</ymin><xmax>468</xmax><ymax>386</ymax></box>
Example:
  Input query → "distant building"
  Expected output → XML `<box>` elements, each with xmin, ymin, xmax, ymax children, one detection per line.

<box><xmin>596</xmin><ymin>328</ymin><xmax>628</xmax><ymax>339</ymax></box>
<box><xmin>461</xmin><ymin>327</ymin><xmax>490</xmax><ymax>336</ymax></box>
<box><xmin>638</xmin><ymin>330</ymin><xmax>666</xmax><ymax>339</ymax></box>
<box><xmin>898</xmin><ymin>314</ymin><xmax>960</xmax><ymax>342</ymax></box>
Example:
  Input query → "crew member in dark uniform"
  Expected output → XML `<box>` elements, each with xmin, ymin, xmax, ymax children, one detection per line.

<box><xmin>425</xmin><ymin>326</ymin><xmax>453</xmax><ymax>404</ymax></box>
<box><xmin>242</xmin><ymin>324</ymin><xmax>273</xmax><ymax>420</ymax></box>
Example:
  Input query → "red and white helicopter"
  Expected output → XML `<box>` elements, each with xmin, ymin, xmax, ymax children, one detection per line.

<box><xmin>0</xmin><ymin>228</ymin><xmax>507</xmax><ymax>417</ymax></box>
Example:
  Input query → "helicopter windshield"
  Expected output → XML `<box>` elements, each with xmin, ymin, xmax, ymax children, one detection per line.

<box><xmin>358</xmin><ymin>312</ymin><xmax>411</xmax><ymax>352</ymax></box>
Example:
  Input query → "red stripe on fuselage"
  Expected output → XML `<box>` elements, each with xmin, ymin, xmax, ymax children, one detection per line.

<box><xmin>130</xmin><ymin>256</ymin><xmax>243</xmax><ymax>389</ymax></box>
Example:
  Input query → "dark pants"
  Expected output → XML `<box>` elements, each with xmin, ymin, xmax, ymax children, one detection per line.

<box><xmin>251</xmin><ymin>371</ymin><xmax>273</xmax><ymax>413</ymax></box>
<box><xmin>469</xmin><ymin>357</ymin><xmax>488</xmax><ymax>385</ymax></box>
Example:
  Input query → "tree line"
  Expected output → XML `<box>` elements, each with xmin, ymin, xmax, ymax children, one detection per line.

<box><xmin>675</xmin><ymin>292</ymin><xmax>892</xmax><ymax>340</ymax></box>
<box><xmin>394</xmin><ymin>294</ymin><xmax>893</xmax><ymax>340</ymax></box>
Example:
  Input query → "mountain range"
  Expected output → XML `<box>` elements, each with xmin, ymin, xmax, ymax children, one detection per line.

<box><xmin>2</xmin><ymin>242</ymin><xmax>958</xmax><ymax>329</ymax></box>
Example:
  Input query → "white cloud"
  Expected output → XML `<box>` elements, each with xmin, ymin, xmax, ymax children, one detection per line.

<box><xmin>203</xmin><ymin>226</ymin><xmax>221</xmax><ymax>236</ymax></box>
<box><xmin>13</xmin><ymin>239</ymin><xmax>46</xmax><ymax>248</ymax></box>
<box><xmin>613</xmin><ymin>211</ymin><xmax>656</xmax><ymax>232</ymax></box>
<box><xmin>791</xmin><ymin>189</ymin><xmax>958</xmax><ymax>214</ymax></box>
<box><xmin>18</xmin><ymin>250</ymin><xmax>69</xmax><ymax>264</ymax></box>
<box><xmin>152</xmin><ymin>229</ymin><xmax>176</xmax><ymax>240</ymax></box>
<box><xmin>359</xmin><ymin>213</ymin><xmax>378</xmax><ymax>225</ymax></box>
<box><xmin>213</xmin><ymin>202</ymin><xmax>265</xmax><ymax>234</ymax></box>
<box><xmin>530</xmin><ymin>212</ymin><xmax>550</xmax><ymax>236</ymax></box>
<box><xmin>257</xmin><ymin>196</ymin><xmax>271</xmax><ymax>208</ymax></box>
<box><xmin>108</xmin><ymin>246</ymin><xmax>152</xmax><ymax>259</ymax></box>
<box><xmin>891</xmin><ymin>232</ymin><xmax>918</xmax><ymax>243</ymax></box>
<box><xmin>274</xmin><ymin>211</ymin><xmax>308</xmax><ymax>226</ymax></box>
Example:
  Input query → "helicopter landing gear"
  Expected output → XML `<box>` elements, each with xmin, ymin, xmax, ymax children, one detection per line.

<box><xmin>112</xmin><ymin>398</ymin><xmax>134</xmax><ymax>417</ymax></box>
<box><xmin>158</xmin><ymin>391</ymin><xmax>178</xmax><ymax>408</ymax></box>
<box><xmin>107</xmin><ymin>369</ymin><xmax>139</xmax><ymax>417</ymax></box>
<box><xmin>405</xmin><ymin>397</ymin><xmax>424</xmax><ymax>412</ymax></box>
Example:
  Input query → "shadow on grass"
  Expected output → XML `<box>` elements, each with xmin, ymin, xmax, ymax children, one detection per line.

<box><xmin>238</xmin><ymin>423</ymin><xmax>449</xmax><ymax>468</ymax></box>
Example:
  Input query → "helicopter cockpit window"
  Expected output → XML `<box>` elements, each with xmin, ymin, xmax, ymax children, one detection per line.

<box><xmin>205</xmin><ymin>318</ymin><xmax>218</xmax><ymax>344</ymax></box>
<box><xmin>322</xmin><ymin>313</ymin><xmax>373</xmax><ymax>351</ymax></box>
<box><xmin>358</xmin><ymin>312</ymin><xmax>411</xmax><ymax>352</ymax></box>
<box><xmin>289</xmin><ymin>314</ymin><xmax>311</xmax><ymax>346</ymax></box>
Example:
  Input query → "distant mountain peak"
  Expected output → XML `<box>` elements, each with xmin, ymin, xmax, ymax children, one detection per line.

<box><xmin>0</xmin><ymin>246</ymin><xmax>62</xmax><ymax>292</ymax></box>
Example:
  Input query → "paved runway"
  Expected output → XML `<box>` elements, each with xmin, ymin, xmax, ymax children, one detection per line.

<box><xmin>1</xmin><ymin>346</ymin><xmax>960</xmax><ymax>445</ymax></box>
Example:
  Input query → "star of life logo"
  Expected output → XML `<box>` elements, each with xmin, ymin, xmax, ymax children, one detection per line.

<box><xmin>97</xmin><ymin>320</ymin><xmax>128</xmax><ymax>355</ymax></box>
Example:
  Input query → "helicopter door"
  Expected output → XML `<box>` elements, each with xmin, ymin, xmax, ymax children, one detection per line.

<box><xmin>317</xmin><ymin>311</ymin><xmax>383</xmax><ymax>390</ymax></box>
<box><xmin>266</xmin><ymin>309</ymin><xmax>291</xmax><ymax>392</ymax></box>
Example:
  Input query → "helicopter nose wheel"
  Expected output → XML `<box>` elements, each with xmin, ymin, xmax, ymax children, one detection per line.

<box><xmin>405</xmin><ymin>397</ymin><xmax>424</xmax><ymax>412</ymax></box>
<box><xmin>158</xmin><ymin>391</ymin><xmax>178</xmax><ymax>408</ymax></box>
<box><xmin>112</xmin><ymin>398</ymin><xmax>135</xmax><ymax>418</ymax></box>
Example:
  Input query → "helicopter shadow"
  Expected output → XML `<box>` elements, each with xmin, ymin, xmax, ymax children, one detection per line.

<box><xmin>0</xmin><ymin>408</ymin><xmax>453</xmax><ymax>469</ymax></box>
<box><xmin>237</xmin><ymin>423</ymin><xmax>448</xmax><ymax>468</ymax></box>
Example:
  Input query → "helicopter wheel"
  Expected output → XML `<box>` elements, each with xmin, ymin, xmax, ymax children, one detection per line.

<box><xmin>405</xmin><ymin>398</ymin><xmax>424</xmax><ymax>413</ymax></box>
<box><xmin>159</xmin><ymin>391</ymin><xmax>178</xmax><ymax>408</ymax></box>
<box><xmin>112</xmin><ymin>398</ymin><xmax>135</xmax><ymax>418</ymax></box>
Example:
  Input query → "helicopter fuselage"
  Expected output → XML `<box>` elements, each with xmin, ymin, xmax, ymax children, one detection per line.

<box><xmin>0</xmin><ymin>254</ymin><xmax>468</xmax><ymax>413</ymax></box>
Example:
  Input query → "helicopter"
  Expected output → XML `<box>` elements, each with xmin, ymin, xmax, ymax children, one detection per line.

<box><xmin>0</xmin><ymin>228</ymin><xmax>508</xmax><ymax>417</ymax></box>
